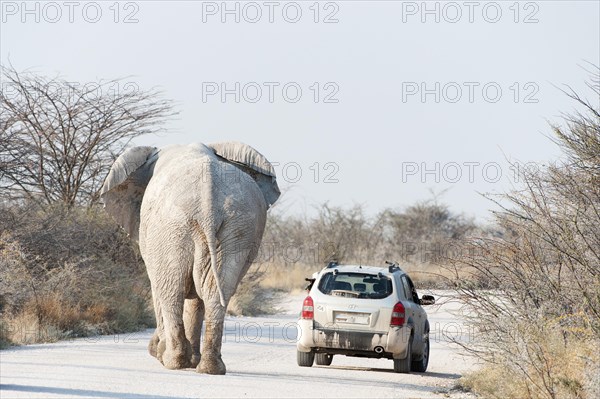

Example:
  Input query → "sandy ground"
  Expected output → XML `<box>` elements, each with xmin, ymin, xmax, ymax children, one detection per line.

<box><xmin>0</xmin><ymin>292</ymin><xmax>476</xmax><ymax>398</ymax></box>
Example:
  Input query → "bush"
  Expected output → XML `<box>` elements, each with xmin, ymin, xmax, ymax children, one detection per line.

<box><xmin>0</xmin><ymin>203</ymin><xmax>155</xmax><ymax>345</ymax></box>
<box><xmin>256</xmin><ymin>201</ymin><xmax>476</xmax><ymax>292</ymax></box>
<box><xmin>227</xmin><ymin>199</ymin><xmax>478</xmax><ymax>316</ymax></box>
<box><xmin>228</xmin><ymin>268</ymin><xmax>278</xmax><ymax>316</ymax></box>
<box><xmin>0</xmin><ymin>317</ymin><xmax>11</xmax><ymax>349</ymax></box>
<box><xmin>449</xmin><ymin>72</ymin><xmax>600</xmax><ymax>399</ymax></box>
<box><xmin>459</xmin><ymin>319</ymin><xmax>599</xmax><ymax>399</ymax></box>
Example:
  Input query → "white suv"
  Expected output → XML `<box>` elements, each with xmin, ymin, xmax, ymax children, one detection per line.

<box><xmin>296</xmin><ymin>262</ymin><xmax>435</xmax><ymax>373</ymax></box>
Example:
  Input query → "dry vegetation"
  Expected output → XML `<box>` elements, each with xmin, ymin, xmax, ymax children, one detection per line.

<box><xmin>0</xmin><ymin>64</ymin><xmax>173</xmax><ymax>206</ymax></box>
<box><xmin>0</xmin><ymin>65</ymin><xmax>170</xmax><ymax>346</ymax></box>
<box><xmin>228</xmin><ymin>198</ymin><xmax>478</xmax><ymax>314</ymax></box>
<box><xmin>235</xmin><ymin>199</ymin><xmax>480</xmax><ymax>301</ymax></box>
<box><xmin>2</xmin><ymin>65</ymin><xmax>598</xmax><ymax>399</ymax></box>
<box><xmin>1</xmin><ymin>65</ymin><xmax>477</xmax><ymax>345</ymax></box>
<box><xmin>0</xmin><ymin>204</ymin><xmax>154</xmax><ymax>346</ymax></box>
<box><xmin>450</xmin><ymin>73</ymin><xmax>600</xmax><ymax>399</ymax></box>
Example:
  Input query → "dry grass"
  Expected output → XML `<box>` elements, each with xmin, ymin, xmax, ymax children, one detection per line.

<box><xmin>0</xmin><ymin>318</ymin><xmax>11</xmax><ymax>349</ymax></box>
<box><xmin>257</xmin><ymin>262</ymin><xmax>315</xmax><ymax>294</ymax></box>
<box><xmin>451</xmin><ymin>75</ymin><xmax>600</xmax><ymax>399</ymax></box>
<box><xmin>400</xmin><ymin>262</ymin><xmax>465</xmax><ymax>288</ymax></box>
<box><xmin>0</xmin><ymin>204</ymin><xmax>155</xmax><ymax>346</ymax></box>
<box><xmin>459</xmin><ymin>325</ymin><xmax>599</xmax><ymax>399</ymax></box>
<box><xmin>228</xmin><ymin>268</ymin><xmax>279</xmax><ymax>316</ymax></box>
<box><xmin>4</xmin><ymin>288</ymin><xmax>154</xmax><ymax>345</ymax></box>
<box><xmin>229</xmin><ymin>260</ymin><xmax>458</xmax><ymax>316</ymax></box>
<box><xmin>256</xmin><ymin>261</ymin><xmax>459</xmax><ymax>294</ymax></box>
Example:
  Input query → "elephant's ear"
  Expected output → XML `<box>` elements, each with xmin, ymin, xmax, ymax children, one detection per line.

<box><xmin>208</xmin><ymin>141</ymin><xmax>280</xmax><ymax>207</ymax></box>
<box><xmin>100</xmin><ymin>146</ymin><xmax>160</xmax><ymax>241</ymax></box>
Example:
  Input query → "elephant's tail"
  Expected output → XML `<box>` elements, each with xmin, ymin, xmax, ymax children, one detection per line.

<box><xmin>205</xmin><ymin>230</ymin><xmax>227</xmax><ymax>308</ymax></box>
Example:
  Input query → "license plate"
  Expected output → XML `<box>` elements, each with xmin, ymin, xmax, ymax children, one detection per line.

<box><xmin>334</xmin><ymin>312</ymin><xmax>370</xmax><ymax>325</ymax></box>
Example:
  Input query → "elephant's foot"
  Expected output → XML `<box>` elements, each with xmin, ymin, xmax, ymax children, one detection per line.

<box><xmin>148</xmin><ymin>334</ymin><xmax>160</xmax><ymax>358</ymax></box>
<box><xmin>157</xmin><ymin>340</ymin><xmax>166</xmax><ymax>363</ymax></box>
<box><xmin>162</xmin><ymin>349</ymin><xmax>193</xmax><ymax>370</ymax></box>
<box><xmin>159</xmin><ymin>338</ymin><xmax>194</xmax><ymax>369</ymax></box>
<box><xmin>190</xmin><ymin>354</ymin><xmax>201</xmax><ymax>368</ymax></box>
<box><xmin>197</xmin><ymin>354</ymin><xmax>226</xmax><ymax>375</ymax></box>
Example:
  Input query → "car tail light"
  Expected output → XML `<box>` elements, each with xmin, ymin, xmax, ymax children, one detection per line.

<box><xmin>390</xmin><ymin>302</ymin><xmax>405</xmax><ymax>326</ymax></box>
<box><xmin>301</xmin><ymin>296</ymin><xmax>314</xmax><ymax>320</ymax></box>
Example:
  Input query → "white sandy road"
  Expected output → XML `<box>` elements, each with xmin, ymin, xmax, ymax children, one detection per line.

<box><xmin>0</xmin><ymin>293</ymin><xmax>475</xmax><ymax>399</ymax></box>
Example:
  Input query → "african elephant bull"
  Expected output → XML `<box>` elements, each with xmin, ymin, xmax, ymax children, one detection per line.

<box><xmin>100</xmin><ymin>142</ymin><xmax>280</xmax><ymax>374</ymax></box>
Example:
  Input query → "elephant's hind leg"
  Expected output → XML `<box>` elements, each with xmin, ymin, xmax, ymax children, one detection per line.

<box><xmin>195</xmin><ymin>246</ymin><xmax>248</xmax><ymax>375</ymax></box>
<box><xmin>150</xmin><ymin>245</ymin><xmax>194</xmax><ymax>370</ymax></box>
<box><xmin>196</xmin><ymin>296</ymin><xmax>226</xmax><ymax>375</ymax></box>
<box><xmin>191</xmin><ymin>238</ymin><xmax>227</xmax><ymax>375</ymax></box>
<box><xmin>159</xmin><ymin>296</ymin><xmax>193</xmax><ymax>370</ymax></box>
<box><xmin>184</xmin><ymin>297</ymin><xmax>204</xmax><ymax>367</ymax></box>
<box><xmin>148</xmin><ymin>286</ymin><xmax>164</xmax><ymax>360</ymax></box>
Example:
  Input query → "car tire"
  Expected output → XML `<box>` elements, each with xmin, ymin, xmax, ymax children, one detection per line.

<box><xmin>315</xmin><ymin>353</ymin><xmax>333</xmax><ymax>366</ymax></box>
<box><xmin>297</xmin><ymin>350</ymin><xmax>315</xmax><ymax>367</ymax></box>
<box><xmin>411</xmin><ymin>333</ymin><xmax>429</xmax><ymax>372</ymax></box>
<box><xmin>393</xmin><ymin>338</ymin><xmax>412</xmax><ymax>373</ymax></box>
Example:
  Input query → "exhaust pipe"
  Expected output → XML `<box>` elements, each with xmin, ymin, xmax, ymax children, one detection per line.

<box><xmin>374</xmin><ymin>346</ymin><xmax>384</xmax><ymax>354</ymax></box>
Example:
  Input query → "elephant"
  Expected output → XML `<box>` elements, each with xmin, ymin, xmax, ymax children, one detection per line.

<box><xmin>99</xmin><ymin>142</ymin><xmax>280</xmax><ymax>374</ymax></box>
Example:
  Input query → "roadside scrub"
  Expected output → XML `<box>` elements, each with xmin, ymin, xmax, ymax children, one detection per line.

<box><xmin>0</xmin><ymin>204</ymin><xmax>154</xmax><ymax>345</ymax></box>
<box><xmin>450</xmin><ymin>75</ymin><xmax>600</xmax><ymax>399</ymax></box>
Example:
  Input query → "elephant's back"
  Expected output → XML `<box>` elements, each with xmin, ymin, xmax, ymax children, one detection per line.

<box><xmin>140</xmin><ymin>144</ymin><xmax>267</xmax><ymax>234</ymax></box>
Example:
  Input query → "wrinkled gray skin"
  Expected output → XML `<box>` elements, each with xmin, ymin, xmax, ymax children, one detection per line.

<box><xmin>100</xmin><ymin>142</ymin><xmax>280</xmax><ymax>374</ymax></box>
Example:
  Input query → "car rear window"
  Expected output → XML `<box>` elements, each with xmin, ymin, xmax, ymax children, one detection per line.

<box><xmin>317</xmin><ymin>272</ymin><xmax>393</xmax><ymax>299</ymax></box>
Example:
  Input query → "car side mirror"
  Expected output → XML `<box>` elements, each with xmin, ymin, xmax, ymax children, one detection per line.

<box><xmin>304</xmin><ymin>277</ymin><xmax>316</xmax><ymax>292</ymax></box>
<box><xmin>420</xmin><ymin>295</ymin><xmax>435</xmax><ymax>305</ymax></box>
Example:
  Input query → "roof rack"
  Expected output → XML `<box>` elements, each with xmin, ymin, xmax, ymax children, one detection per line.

<box><xmin>385</xmin><ymin>260</ymin><xmax>400</xmax><ymax>273</ymax></box>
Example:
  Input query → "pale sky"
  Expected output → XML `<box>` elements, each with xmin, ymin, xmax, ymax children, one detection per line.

<box><xmin>2</xmin><ymin>1</ymin><xmax>599</xmax><ymax>221</ymax></box>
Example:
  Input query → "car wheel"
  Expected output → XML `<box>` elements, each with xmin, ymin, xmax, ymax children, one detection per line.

<box><xmin>393</xmin><ymin>338</ymin><xmax>412</xmax><ymax>373</ymax></box>
<box><xmin>411</xmin><ymin>333</ymin><xmax>429</xmax><ymax>372</ymax></box>
<box><xmin>297</xmin><ymin>350</ymin><xmax>315</xmax><ymax>367</ymax></box>
<box><xmin>315</xmin><ymin>353</ymin><xmax>333</xmax><ymax>366</ymax></box>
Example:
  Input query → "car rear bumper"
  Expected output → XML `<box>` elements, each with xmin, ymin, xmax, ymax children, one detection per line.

<box><xmin>296</xmin><ymin>320</ymin><xmax>411</xmax><ymax>359</ymax></box>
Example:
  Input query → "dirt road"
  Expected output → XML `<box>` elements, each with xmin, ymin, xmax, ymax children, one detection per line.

<box><xmin>0</xmin><ymin>293</ymin><xmax>475</xmax><ymax>398</ymax></box>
